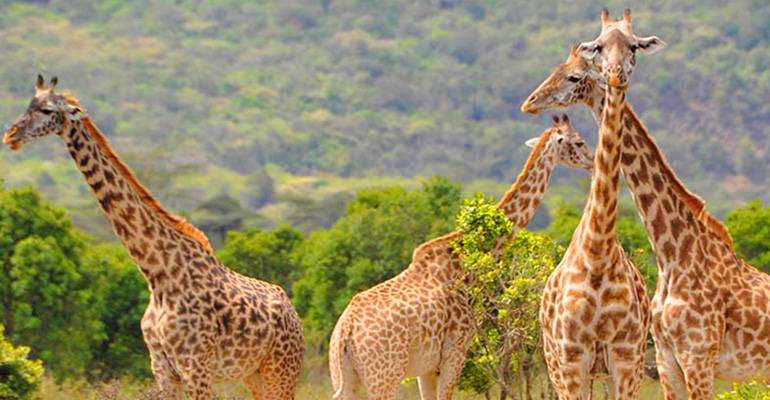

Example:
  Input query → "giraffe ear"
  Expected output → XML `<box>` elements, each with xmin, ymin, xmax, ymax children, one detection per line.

<box><xmin>576</xmin><ymin>40</ymin><xmax>601</xmax><ymax>61</ymax></box>
<box><xmin>524</xmin><ymin>137</ymin><xmax>540</xmax><ymax>148</ymax></box>
<box><xmin>636</xmin><ymin>36</ymin><xmax>667</xmax><ymax>55</ymax></box>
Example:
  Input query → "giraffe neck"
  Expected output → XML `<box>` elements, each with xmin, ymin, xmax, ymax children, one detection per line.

<box><xmin>60</xmin><ymin>116</ymin><xmax>215</xmax><ymax>292</ymax></box>
<box><xmin>496</xmin><ymin>132</ymin><xmax>560</xmax><ymax>233</ymax></box>
<box><xmin>578</xmin><ymin>84</ymin><xmax>625</xmax><ymax>263</ymax></box>
<box><xmin>407</xmin><ymin>133</ymin><xmax>562</xmax><ymax>283</ymax></box>
<box><xmin>580</xmin><ymin>88</ymin><xmax>735</xmax><ymax>278</ymax></box>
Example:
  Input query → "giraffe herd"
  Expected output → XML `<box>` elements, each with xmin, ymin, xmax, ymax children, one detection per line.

<box><xmin>1</xmin><ymin>7</ymin><xmax>768</xmax><ymax>400</ymax></box>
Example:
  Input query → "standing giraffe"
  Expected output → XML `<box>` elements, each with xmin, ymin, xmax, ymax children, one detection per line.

<box><xmin>2</xmin><ymin>76</ymin><xmax>304</xmax><ymax>400</ymax></box>
<box><xmin>329</xmin><ymin>116</ymin><xmax>594</xmax><ymax>400</ymax></box>
<box><xmin>523</xmin><ymin>15</ymin><xmax>770</xmax><ymax>400</ymax></box>
<box><xmin>537</xmin><ymin>10</ymin><xmax>664</xmax><ymax>400</ymax></box>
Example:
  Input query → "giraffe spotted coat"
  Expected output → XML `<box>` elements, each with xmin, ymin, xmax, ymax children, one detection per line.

<box><xmin>3</xmin><ymin>77</ymin><xmax>304</xmax><ymax>400</ymax></box>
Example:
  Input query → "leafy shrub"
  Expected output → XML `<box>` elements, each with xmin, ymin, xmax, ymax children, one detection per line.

<box><xmin>453</xmin><ymin>194</ymin><xmax>559</xmax><ymax>399</ymax></box>
<box><xmin>0</xmin><ymin>325</ymin><xmax>44</xmax><ymax>400</ymax></box>
<box><xmin>718</xmin><ymin>381</ymin><xmax>770</xmax><ymax>400</ymax></box>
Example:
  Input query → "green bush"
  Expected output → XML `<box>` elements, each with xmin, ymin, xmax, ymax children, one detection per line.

<box><xmin>727</xmin><ymin>200</ymin><xmax>770</xmax><ymax>272</ymax></box>
<box><xmin>453</xmin><ymin>194</ymin><xmax>558</xmax><ymax>399</ymax></box>
<box><xmin>718</xmin><ymin>381</ymin><xmax>770</xmax><ymax>400</ymax></box>
<box><xmin>0</xmin><ymin>325</ymin><xmax>44</xmax><ymax>400</ymax></box>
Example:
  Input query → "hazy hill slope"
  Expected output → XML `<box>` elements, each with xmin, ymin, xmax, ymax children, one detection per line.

<box><xmin>0</xmin><ymin>0</ymin><xmax>768</xmax><ymax>239</ymax></box>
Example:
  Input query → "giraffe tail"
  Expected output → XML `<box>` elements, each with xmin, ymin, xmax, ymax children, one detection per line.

<box><xmin>331</xmin><ymin>337</ymin><xmax>355</xmax><ymax>400</ymax></box>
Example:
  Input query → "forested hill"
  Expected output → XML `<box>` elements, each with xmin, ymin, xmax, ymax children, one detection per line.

<box><xmin>1</xmin><ymin>0</ymin><xmax>768</xmax><ymax>241</ymax></box>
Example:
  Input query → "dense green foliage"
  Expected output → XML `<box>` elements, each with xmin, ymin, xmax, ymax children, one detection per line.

<box><xmin>453</xmin><ymin>194</ymin><xmax>557</xmax><ymax>399</ymax></box>
<box><xmin>1</xmin><ymin>0</ymin><xmax>768</xmax><ymax>241</ymax></box>
<box><xmin>0</xmin><ymin>325</ymin><xmax>43</xmax><ymax>400</ymax></box>
<box><xmin>0</xmin><ymin>187</ymin><xmax>152</xmax><ymax>379</ymax></box>
<box><xmin>216</xmin><ymin>225</ymin><xmax>305</xmax><ymax>295</ymax></box>
<box><xmin>727</xmin><ymin>200</ymin><xmax>770</xmax><ymax>272</ymax></box>
<box><xmin>0</xmin><ymin>186</ymin><xmax>106</xmax><ymax>377</ymax></box>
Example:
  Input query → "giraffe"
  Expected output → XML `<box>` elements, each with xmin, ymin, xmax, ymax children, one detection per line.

<box><xmin>329</xmin><ymin>115</ymin><xmax>594</xmax><ymax>400</ymax></box>
<box><xmin>522</xmin><ymin>10</ymin><xmax>770</xmax><ymax>400</ymax></box>
<box><xmin>536</xmin><ymin>10</ymin><xmax>663</xmax><ymax>399</ymax></box>
<box><xmin>2</xmin><ymin>76</ymin><xmax>305</xmax><ymax>400</ymax></box>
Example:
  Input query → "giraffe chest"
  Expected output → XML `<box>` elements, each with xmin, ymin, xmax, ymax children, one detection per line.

<box><xmin>544</xmin><ymin>257</ymin><xmax>647</xmax><ymax>343</ymax></box>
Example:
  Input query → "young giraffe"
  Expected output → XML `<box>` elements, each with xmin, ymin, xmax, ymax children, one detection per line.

<box><xmin>329</xmin><ymin>116</ymin><xmax>594</xmax><ymax>400</ymax></box>
<box><xmin>536</xmin><ymin>10</ymin><xmax>664</xmax><ymax>400</ymax></box>
<box><xmin>523</xmin><ymin>15</ymin><xmax>770</xmax><ymax>400</ymax></box>
<box><xmin>2</xmin><ymin>76</ymin><xmax>304</xmax><ymax>400</ymax></box>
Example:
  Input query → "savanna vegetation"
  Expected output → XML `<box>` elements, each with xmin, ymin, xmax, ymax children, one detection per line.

<box><xmin>2</xmin><ymin>0</ymin><xmax>770</xmax><ymax>399</ymax></box>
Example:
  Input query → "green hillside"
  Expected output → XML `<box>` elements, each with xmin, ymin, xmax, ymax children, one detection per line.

<box><xmin>0</xmin><ymin>0</ymin><xmax>768</xmax><ymax>243</ymax></box>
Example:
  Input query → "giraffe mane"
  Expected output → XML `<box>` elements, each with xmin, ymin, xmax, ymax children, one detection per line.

<box><xmin>64</xmin><ymin>94</ymin><xmax>215</xmax><ymax>255</ymax></box>
<box><xmin>495</xmin><ymin>127</ymin><xmax>555</xmax><ymax>210</ymax></box>
<box><xmin>625</xmin><ymin>103</ymin><xmax>733</xmax><ymax>246</ymax></box>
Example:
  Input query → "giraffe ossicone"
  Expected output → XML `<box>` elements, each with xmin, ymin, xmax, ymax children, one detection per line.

<box><xmin>3</xmin><ymin>76</ymin><xmax>305</xmax><ymax>400</ymax></box>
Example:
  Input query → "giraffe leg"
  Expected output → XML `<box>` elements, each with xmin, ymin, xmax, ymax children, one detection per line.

<box><xmin>179</xmin><ymin>357</ymin><xmax>214</xmax><ymax>400</ymax></box>
<box><xmin>605</xmin><ymin>343</ymin><xmax>645</xmax><ymax>400</ymax></box>
<box><xmin>418</xmin><ymin>371</ymin><xmax>438</xmax><ymax>400</ymax></box>
<box><xmin>680</xmin><ymin>351</ymin><xmax>716</xmax><ymax>400</ymax></box>
<box><xmin>244</xmin><ymin>342</ymin><xmax>303</xmax><ymax>400</ymax></box>
<box><xmin>653</xmin><ymin>341</ymin><xmax>688</xmax><ymax>400</ymax></box>
<box><xmin>436</xmin><ymin>332</ymin><xmax>472</xmax><ymax>400</ymax></box>
<box><xmin>357</xmin><ymin>352</ymin><xmax>405</xmax><ymax>400</ymax></box>
<box><xmin>550</xmin><ymin>341</ymin><xmax>591</xmax><ymax>400</ymax></box>
<box><xmin>244</xmin><ymin>364</ymin><xmax>303</xmax><ymax>400</ymax></box>
<box><xmin>149</xmin><ymin>351</ymin><xmax>184</xmax><ymax>400</ymax></box>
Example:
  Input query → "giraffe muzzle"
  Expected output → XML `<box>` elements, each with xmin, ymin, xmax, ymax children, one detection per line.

<box><xmin>2</xmin><ymin>126</ymin><xmax>23</xmax><ymax>151</ymax></box>
<box><xmin>521</xmin><ymin>94</ymin><xmax>541</xmax><ymax>114</ymax></box>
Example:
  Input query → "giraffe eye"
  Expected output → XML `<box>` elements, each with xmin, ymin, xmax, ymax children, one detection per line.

<box><xmin>576</xmin><ymin>142</ymin><xmax>585</xmax><ymax>147</ymax></box>
<box><xmin>567</xmin><ymin>75</ymin><xmax>581</xmax><ymax>83</ymax></box>
<box><xmin>41</xmin><ymin>108</ymin><xmax>54</xmax><ymax>115</ymax></box>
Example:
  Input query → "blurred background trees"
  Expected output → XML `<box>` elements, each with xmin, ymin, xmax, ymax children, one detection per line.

<box><xmin>1</xmin><ymin>0</ymin><xmax>769</xmax><ymax>245</ymax></box>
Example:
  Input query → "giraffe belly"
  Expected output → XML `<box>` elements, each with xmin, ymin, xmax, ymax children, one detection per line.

<box><xmin>405</xmin><ymin>343</ymin><xmax>442</xmax><ymax>377</ymax></box>
<box><xmin>716</xmin><ymin>328</ymin><xmax>770</xmax><ymax>381</ymax></box>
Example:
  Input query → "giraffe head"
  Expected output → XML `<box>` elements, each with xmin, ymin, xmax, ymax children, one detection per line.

<box><xmin>3</xmin><ymin>75</ymin><xmax>84</xmax><ymax>151</ymax></box>
<box><xmin>575</xmin><ymin>8</ymin><xmax>666</xmax><ymax>88</ymax></box>
<box><xmin>526</xmin><ymin>114</ymin><xmax>593</xmax><ymax>171</ymax></box>
<box><xmin>520</xmin><ymin>45</ymin><xmax>605</xmax><ymax>114</ymax></box>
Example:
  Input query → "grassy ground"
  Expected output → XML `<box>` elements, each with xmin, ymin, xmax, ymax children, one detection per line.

<box><xmin>34</xmin><ymin>363</ymin><xmax>741</xmax><ymax>400</ymax></box>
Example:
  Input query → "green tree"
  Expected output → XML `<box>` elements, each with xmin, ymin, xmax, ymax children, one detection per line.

<box><xmin>87</xmin><ymin>243</ymin><xmax>151</xmax><ymax>379</ymax></box>
<box><xmin>0</xmin><ymin>325</ymin><xmax>43</xmax><ymax>400</ymax></box>
<box><xmin>291</xmin><ymin>177</ymin><xmax>462</xmax><ymax>346</ymax></box>
<box><xmin>0</xmin><ymin>187</ymin><xmax>106</xmax><ymax>378</ymax></box>
<box><xmin>217</xmin><ymin>224</ymin><xmax>305</xmax><ymax>294</ymax></box>
<box><xmin>727</xmin><ymin>200</ymin><xmax>770</xmax><ymax>272</ymax></box>
<box><xmin>453</xmin><ymin>194</ymin><xmax>557</xmax><ymax>400</ymax></box>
